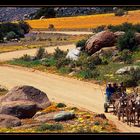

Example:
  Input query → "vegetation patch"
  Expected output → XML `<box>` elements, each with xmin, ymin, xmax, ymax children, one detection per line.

<box><xmin>36</xmin><ymin>123</ymin><xmax>63</xmax><ymax>132</ymax></box>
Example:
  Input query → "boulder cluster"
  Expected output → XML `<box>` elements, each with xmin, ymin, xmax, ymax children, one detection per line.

<box><xmin>0</xmin><ymin>85</ymin><xmax>77</xmax><ymax>128</ymax></box>
<box><xmin>0</xmin><ymin>85</ymin><xmax>51</xmax><ymax>127</ymax></box>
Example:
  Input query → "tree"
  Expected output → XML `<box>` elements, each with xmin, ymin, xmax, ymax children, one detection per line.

<box><xmin>117</xmin><ymin>30</ymin><xmax>138</xmax><ymax>51</ymax></box>
<box><xmin>0</xmin><ymin>32</ymin><xmax>3</xmax><ymax>42</ymax></box>
<box><xmin>33</xmin><ymin>8</ymin><xmax>56</xmax><ymax>19</ymax></box>
<box><xmin>18</xmin><ymin>21</ymin><xmax>31</xmax><ymax>34</ymax></box>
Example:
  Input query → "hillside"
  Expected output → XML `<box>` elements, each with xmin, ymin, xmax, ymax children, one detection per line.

<box><xmin>26</xmin><ymin>10</ymin><xmax>140</xmax><ymax>30</ymax></box>
<box><xmin>0</xmin><ymin>7</ymin><xmax>39</xmax><ymax>22</ymax></box>
<box><xmin>0</xmin><ymin>7</ymin><xmax>111</xmax><ymax>22</ymax></box>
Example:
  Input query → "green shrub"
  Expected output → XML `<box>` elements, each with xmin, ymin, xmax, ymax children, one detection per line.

<box><xmin>117</xmin><ymin>30</ymin><xmax>138</xmax><ymax>51</ymax></box>
<box><xmin>119</xmin><ymin>49</ymin><xmax>133</xmax><ymax>64</ymax></box>
<box><xmin>6</xmin><ymin>31</ymin><xmax>17</xmax><ymax>41</ymax></box>
<box><xmin>9</xmin><ymin>59</ymin><xmax>41</xmax><ymax>67</ymax></box>
<box><xmin>122</xmin><ymin>75</ymin><xmax>138</xmax><ymax>87</ymax></box>
<box><xmin>100</xmin><ymin>57</ymin><xmax>109</xmax><ymax>65</ymax></box>
<box><xmin>36</xmin><ymin>123</ymin><xmax>63</xmax><ymax>131</ymax></box>
<box><xmin>20</xmin><ymin>54</ymin><xmax>31</xmax><ymax>61</ymax></box>
<box><xmin>0</xmin><ymin>22</ymin><xmax>31</xmax><ymax>41</ymax></box>
<box><xmin>56</xmin><ymin>58</ymin><xmax>71</xmax><ymax>69</ymax></box>
<box><xmin>0</xmin><ymin>32</ymin><xmax>3</xmax><ymax>42</ymax></box>
<box><xmin>108</xmin><ymin>22</ymin><xmax>140</xmax><ymax>33</ymax></box>
<box><xmin>33</xmin><ymin>8</ymin><xmax>56</xmax><ymax>19</ymax></box>
<box><xmin>18</xmin><ymin>21</ymin><xmax>31</xmax><ymax>34</ymax></box>
<box><xmin>41</xmin><ymin>57</ymin><xmax>56</xmax><ymax>67</ymax></box>
<box><xmin>36</xmin><ymin>47</ymin><xmax>46</xmax><ymax>59</ymax></box>
<box><xmin>58</xmin><ymin>67</ymin><xmax>72</xmax><ymax>74</ymax></box>
<box><xmin>53</xmin><ymin>47</ymin><xmax>66</xmax><ymax>59</ymax></box>
<box><xmin>88</xmin><ymin>55</ymin><xmax>102</xmax><ymax>66</ymax></box>
<box><xmin>122</xmin><ymin>68</ymin><xmax>140</xmax><ymax>87</ymax></box>
<box><xmin>76</xmin><ymin>39</ymin><xmax>87</xmax><ymax>49</ymax></box>
<box><xmin>114</xmin><ymin>9</ymin><xmax>126</xmax><ymax>16</ymax></box>
<box><xmin>76</xmin><ymin>52</ymin><xmax>89</xmax><ymax>67</ymax></box>
<box><xmin>76</xmin><ymin>69</ymin><xmax>93</xmax><ymax>79</ymax></box>
<box><xmin>56</xmin><ymin>103</ymin><xmax>66</xmax><ymax>108</ymax></box>
<box><xmin>91</xmin><ymin>69</ymin><xmax>100</xmax><ymax>79</ymax></box>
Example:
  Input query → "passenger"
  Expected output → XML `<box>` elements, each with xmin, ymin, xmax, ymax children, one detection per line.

<box><xmin>105</xmin><ymin>83</ymin><xmax>114</xmax><ymax>102</ymax></box>
<box><xmin>117</xmin><ymin>82</ymin><xmax>127</xmax><ymax>97</ymax></box>
<box><xmin>112</xmin><ymin>83</ymin><xmax>118</xmax><ymax>93</ymax></box>
<box><xmin>119</xmin><ymin>82</ymin><xmax>126</xmax><ymax>93</ymax></box>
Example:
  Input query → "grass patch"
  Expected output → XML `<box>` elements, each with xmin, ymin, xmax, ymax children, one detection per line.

<box><xmin>58</xmin><ymin>67</ymin><xmax>72</xmax><ymax>74</ymax></box>
<box><xmin>95</xmin><ymin>62</ymin><xmax>130</xmax><ymax>82</ymax></box>
<box><xmin>36</xmin><ymin>123</ymin><xmax>63</xmax><ymax>132</ymax></box>
<box><xmin>8</xmin><ymin>59</ymin><xmax>41</xmax><ymax>68</ymax></box>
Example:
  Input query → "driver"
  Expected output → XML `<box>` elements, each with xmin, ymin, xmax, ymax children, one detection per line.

<box><xmin>105</xmin><ymin>83</ymin><xmax>114</xmax><ymax>102</ymax></box>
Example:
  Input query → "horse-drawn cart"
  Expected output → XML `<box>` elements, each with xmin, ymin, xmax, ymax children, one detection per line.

<box><xmin>104</xmin><ymin>92</ymin><xmax>121</xmax><ymax>113</ymax></box>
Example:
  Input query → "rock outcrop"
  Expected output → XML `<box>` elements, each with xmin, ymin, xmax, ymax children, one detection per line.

<box><xmin>0</xmin><ymin>114</ymin><xmax>21</xmax><ymax>128</ymax></box>
<box><xmin>53</xmin><ymin>111</ymin><xmax>75</xmax><ymax>121</ymax></box>
<box><xmin>0</xmin><ymin>85</ymin><xmax>51</xmax><ymax>119</ymax></box>
<box><xmin>0</xmin><ymin>101</ymin><xmax>40</xmax><ymax>119</ymax></box>
<box><xmin>66</xmin><ymin>47</ymin><xmax>81</xmax><ymax>61</ymax></box>
<box><xmin>85</xmin><ymin>31</ymin><xmax>116</xmax><ymax>55</ymax></box>
<box><xmin>116</xmin><ymin>66</ymin><xmax>140</xmax><ymax>74</ymax></box>
<box><xmin>0</xmin><ymin>85</ymin><xmax>51</xmax><ymax>109</ymax></box>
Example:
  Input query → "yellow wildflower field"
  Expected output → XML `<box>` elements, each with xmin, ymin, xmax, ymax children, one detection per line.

<box><xmin>26</xmin><ymin>10</ymin><xmax>140</xmax><ymax>30</ymax></box>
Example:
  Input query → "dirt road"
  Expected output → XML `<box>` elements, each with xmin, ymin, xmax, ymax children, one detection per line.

<box><xmin>0</xmin><ymin>65</ymin><xmax>140</xmax><ymax>132</ymax></box>
<box><xmin>0</xmin><ymin>44</ymin><xmax>75</xmax><ymax>61</ymax></box>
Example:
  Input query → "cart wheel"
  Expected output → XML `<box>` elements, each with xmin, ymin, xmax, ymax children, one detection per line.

<box><xmin>104</xmin><ymin>103</ymin><xmax>108</xmax><ymax>113</ymax></box>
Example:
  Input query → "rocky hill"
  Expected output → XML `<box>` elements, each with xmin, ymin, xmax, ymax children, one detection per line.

<box><xmin>0</xmin><ymin>7</ymin><xmax>114</xmax><ymax>22</ymax></box>
<box><xmin>0</xmin><ymin>7</ymin><xmax>39</xmax><ymax>22</ymax></box>
<box><xmin>1</xmin><ymin>7</ymin><xmax>139</xmax><ymax>22</ymax></box>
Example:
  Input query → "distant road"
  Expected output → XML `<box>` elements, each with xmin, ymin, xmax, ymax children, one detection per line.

<box><xmin>0</xmin><ymin>44</ymin><xmax>75</xmax><ymax>61</ymax></box>
<box><xmin>31</xmin><ymin>31</ymin><xmax>94</xmax><ymax>35</ymax></box>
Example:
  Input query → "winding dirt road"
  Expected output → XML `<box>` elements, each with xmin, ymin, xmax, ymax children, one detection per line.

<box><xmin>0</xmin><ymin>44</ymin><xmax>75</xmax><ymax>61</ymax></box>
<box><xmin>0</xmin><ymin>43</ymin><xmax>140</xmax><ymax>132</ymax></box>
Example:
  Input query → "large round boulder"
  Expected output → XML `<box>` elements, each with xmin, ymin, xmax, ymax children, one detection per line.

<box><xmin>85</xmin><ymin>31</ymin><xmax>116</xmax><ymax>55</ymax></box>
<box><xmin>0</xmin><ymin>101</ymin><xmax>40</xmax><ymax>119</ymax></box>
<box><xmin>0</xmin><ymin>114</ymin><xmax>21</xmax><ymax>128</ymax></box>
<box><xmin>0</xmin><ymin>85</ymin><xmax>51</xmax><ymax>109</ymax></box>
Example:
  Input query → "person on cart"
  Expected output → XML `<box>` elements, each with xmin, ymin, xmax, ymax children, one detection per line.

<box><xmin>112</xmin><ymin>83</ymin><xmax>119</xmax><ymax>93</ymax></box>
<box><xmin>118</xmin><ymin>82</ymin><xmax>127</xmax><ymax>97</ymax></box>
<box><xmin>105</xmin><ymin>83</ymin><xmax>114</xmax><ymax>103</ymax></box>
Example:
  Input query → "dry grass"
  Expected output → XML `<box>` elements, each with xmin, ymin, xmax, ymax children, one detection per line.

<box><xmin>0</xmin><ymin>45</ymin><xmax>42</xmax><ymax>53</ymax></box>
<box><xmin>0</xmin><ymin>34</ymin><xmax>87</xmax><ymax>53</ymax></box>
<box><xmin>26</xmin><ymin>10</ymin><xmax>140</xmax><ymax>30</ymax></box>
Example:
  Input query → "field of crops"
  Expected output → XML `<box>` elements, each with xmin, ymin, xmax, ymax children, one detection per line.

<box><xmin>26</xmin><ymin>10</ymin><xmax>140</xmax><ymax>30</ymax></box>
